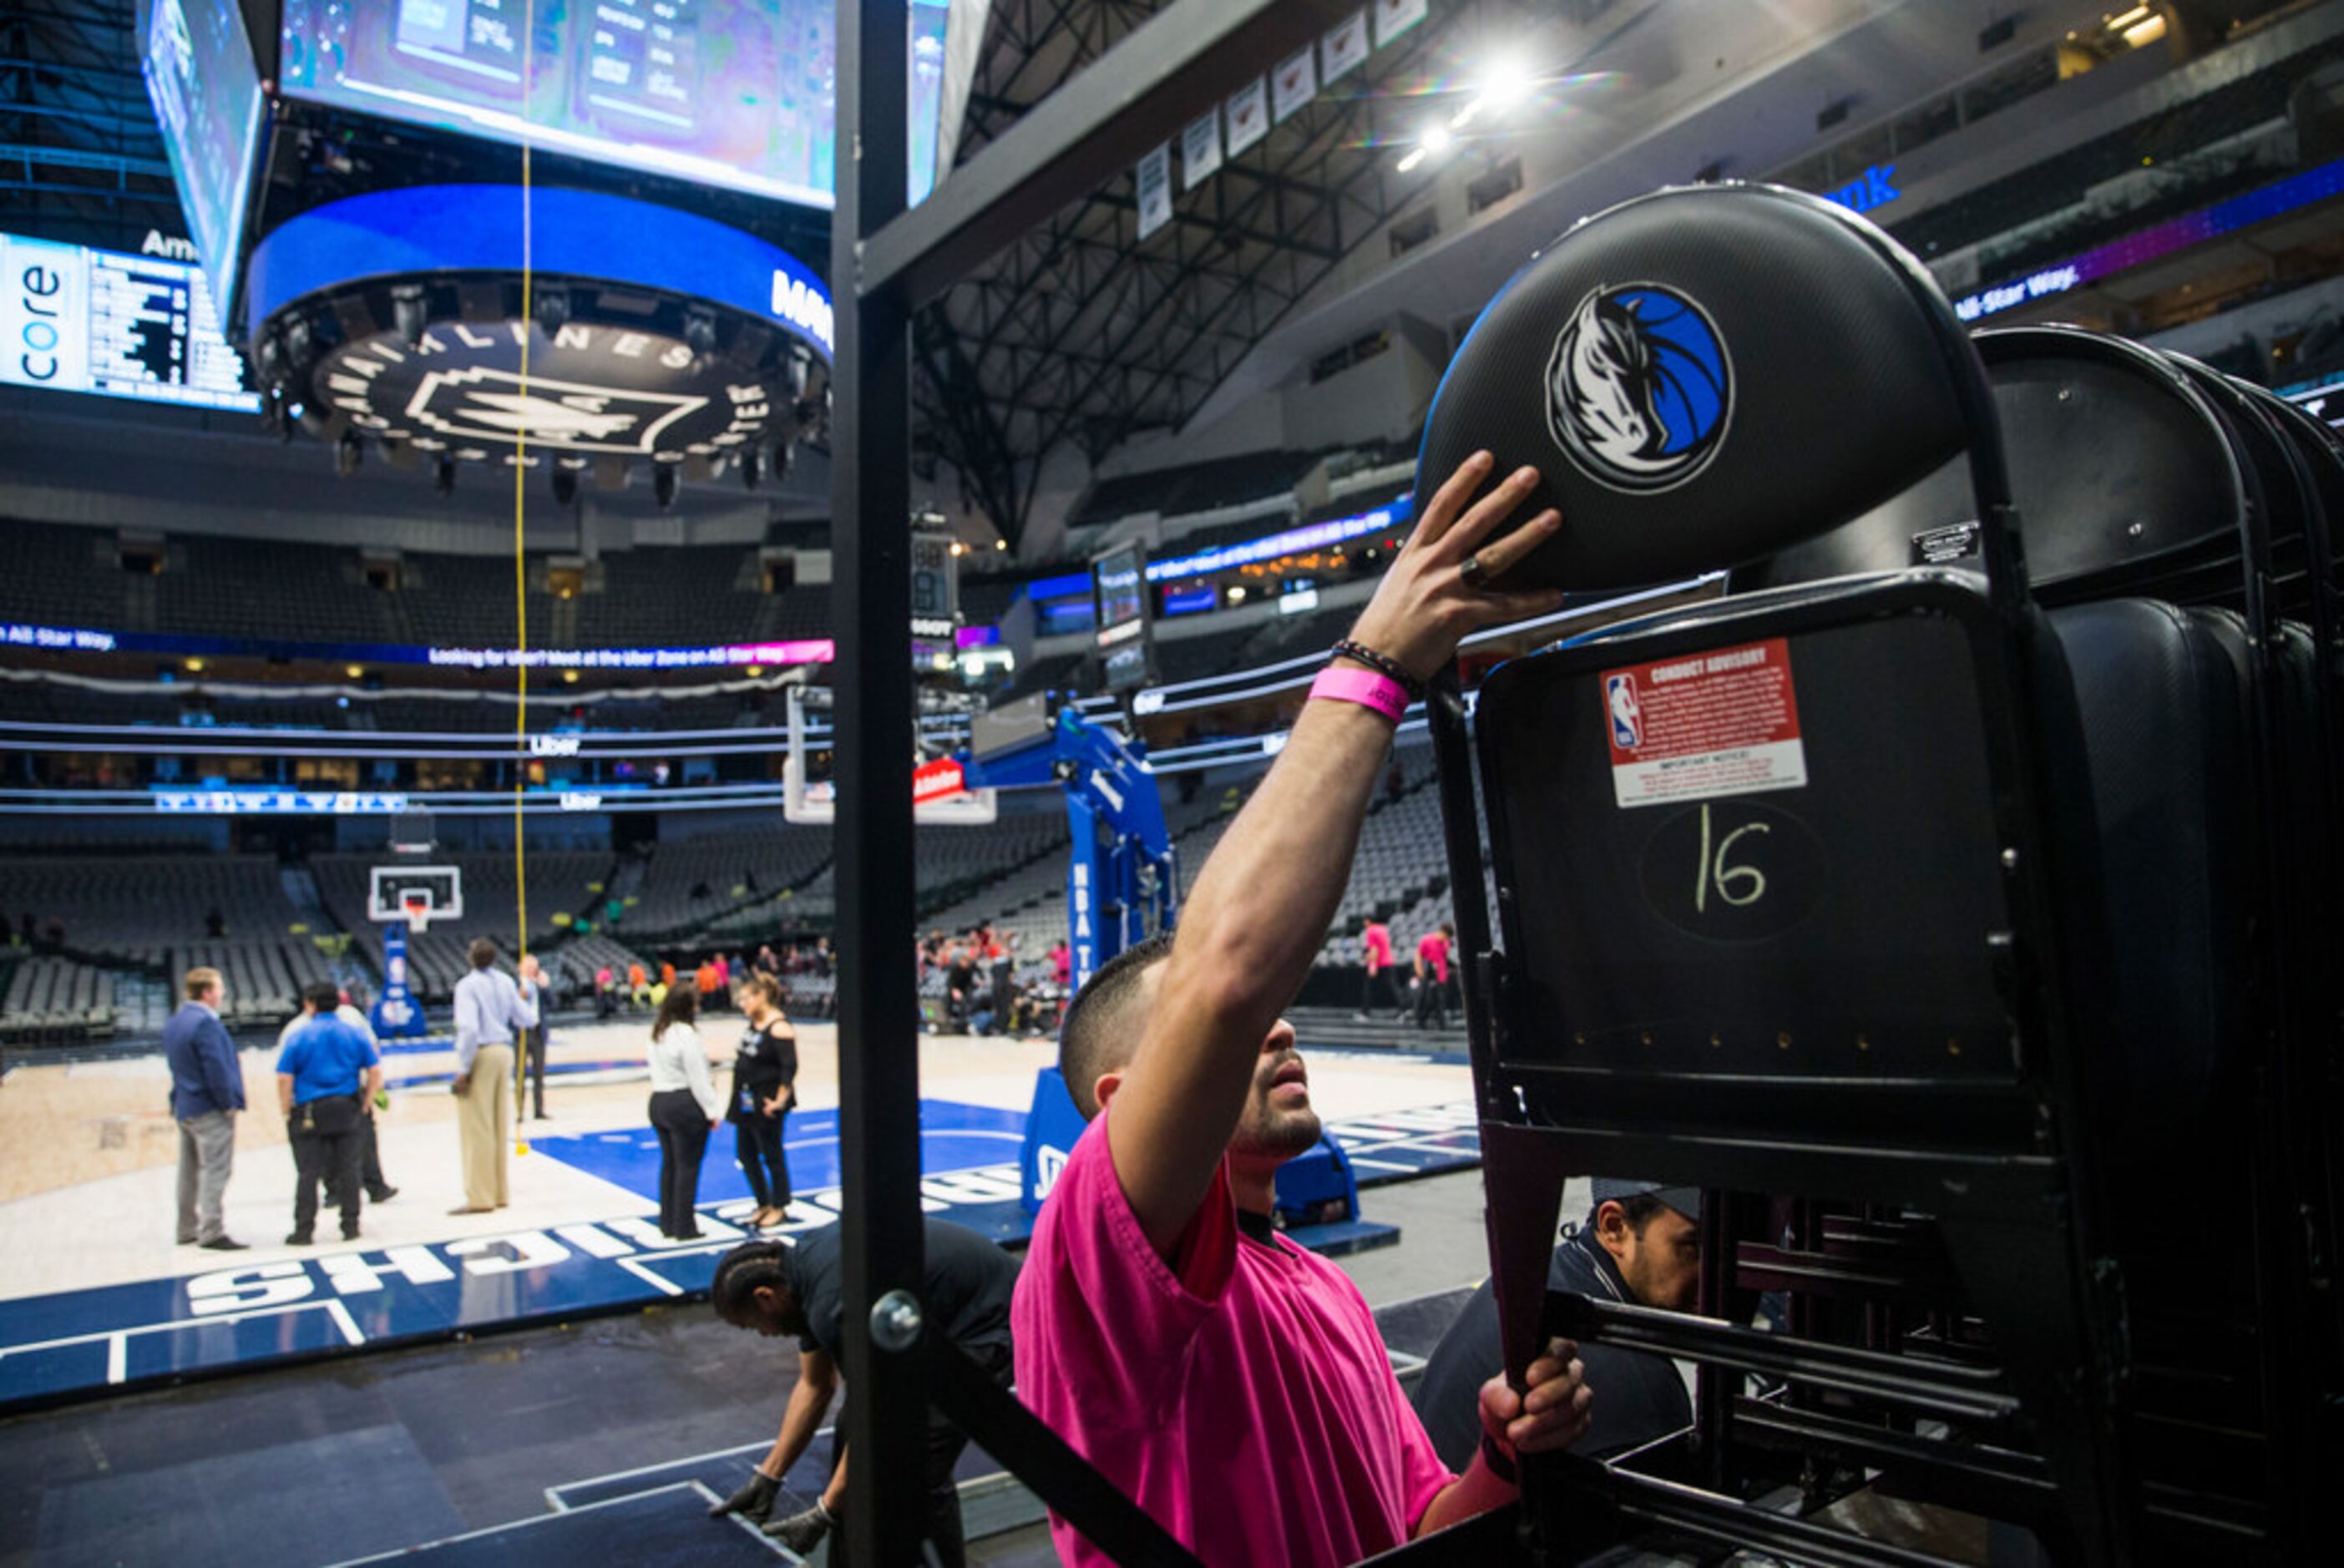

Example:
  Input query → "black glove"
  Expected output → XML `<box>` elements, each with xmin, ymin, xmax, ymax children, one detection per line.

<box><xmin>762</xmin><ymin>1501</ymin><xmax>835</xmax><ymax>1554</ymax></box>
<box><xmin>710</xmin><ymin>1469</ymin><xmax>782</xmax><ymax>1523</ymax></box>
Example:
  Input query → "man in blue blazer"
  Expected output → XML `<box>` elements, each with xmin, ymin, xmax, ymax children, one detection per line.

<box><xmin>165</xmin><ymin>965</ymin><xmax>246</xmax><ymax>1250</ymax></box>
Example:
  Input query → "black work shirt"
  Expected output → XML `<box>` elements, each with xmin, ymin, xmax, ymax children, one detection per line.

<box><xmin>784</xmin><ymin>1218</ymin><xmax>1020</xmax><ymax>1362</ymax></box>
<box><xmin>728</xmin><ymin>1019</ymin><xmax>797</xmax><ymax>1121</ymax></box>
<box><xmin>1412</xmin><ymin>1222</ymin><xmax>1693</xmax><ymax>1467</ymax></box>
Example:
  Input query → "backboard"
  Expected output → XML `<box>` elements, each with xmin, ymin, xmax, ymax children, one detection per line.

<box><xmin>369</xmin><ymin>865</ymin><xmax>463</xmax><ymax>927</ymax></box>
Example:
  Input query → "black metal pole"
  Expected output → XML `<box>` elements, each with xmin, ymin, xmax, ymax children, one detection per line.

<box><xmin>833</xmin><ymin>3</ymin><xmax>923</xmax><ymax>1565</ymax></box>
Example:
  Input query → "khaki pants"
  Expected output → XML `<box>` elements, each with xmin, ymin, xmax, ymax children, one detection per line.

<box><xmin>458</xmin><ymin>1043</ymin><xmax>514</xmax><ymax>1208</ymax></box>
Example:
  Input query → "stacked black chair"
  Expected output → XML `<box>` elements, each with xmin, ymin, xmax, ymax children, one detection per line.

<box><xmin>1414</xmin><ymin>181</ymin><xmax>2329</xmax><ymax>1563</ymax></box>
<box><xmin>1749</xmin><ymin>322</ymin><xmax>2344</xmax><ymax>1550</ymax></box>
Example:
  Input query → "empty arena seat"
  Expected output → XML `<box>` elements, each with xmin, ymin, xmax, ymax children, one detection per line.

<box><xmin>1410</xmin><ymin>183</ymin><xmax>2255</xmax><ymax>1561</ymax></box>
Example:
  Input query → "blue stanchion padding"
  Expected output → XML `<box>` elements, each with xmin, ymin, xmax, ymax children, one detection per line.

<box><xmin>370</xmin><ymin>920</ymin><xmax>428</xmax><ymax>1039</ymax></box>
<box><xmin>1275</xmin><ymin>1136</ymin><xmax>1359</xmax><ymax>1228</ymax></box>
<box><xmin>1020</xmin><ymin>1066</ymin><xmax>1089</xmax><ymax>1216</ymax></box>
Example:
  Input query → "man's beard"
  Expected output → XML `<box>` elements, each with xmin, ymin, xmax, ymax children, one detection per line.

<box><xmin>1231</xmin><ymin>1055</ymin><xmax>1323</xmax><ymax>1159</ymax></box>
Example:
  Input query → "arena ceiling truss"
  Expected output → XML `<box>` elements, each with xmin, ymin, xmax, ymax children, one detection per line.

<box><xmin>0</xmin><ymin>0</ymin><xmax>181</xmax><ymax>255</ymax></box>
<box><xmin>914</xmin><ymin>0</ymin><xmax>1482</xmax><ymax>547</ymax></box>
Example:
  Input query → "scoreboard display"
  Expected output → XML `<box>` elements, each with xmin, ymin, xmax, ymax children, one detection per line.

<box><xmin>0</xmin><ymin>232</ymin><xmax>260</xmax><ymax>412</ymax></box>
<box><xmin>279</xmin><ymin>0</ymin><xmax>954</xmax><ymax>209</ymax></box>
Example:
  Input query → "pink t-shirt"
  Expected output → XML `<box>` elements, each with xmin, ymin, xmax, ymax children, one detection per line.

<box><xmin>1362</xmin><ymin>924</ymin><xmax>1393</xmax><ymax>972</ymax></box>
<box><xmin>1013</xmin><ymin>1112</ymin><xmax>1452</xmax><ymax>1565</ymax></box>
<box><xmin>1415</xmin><ymin>933</ymin><xmax>1450</xmax><ymax>985</ymax></box>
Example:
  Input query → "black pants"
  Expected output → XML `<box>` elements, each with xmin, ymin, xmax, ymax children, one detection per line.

<box><xmin>648</xmin><ymin>1089</ymin><xmax>709</xmax><ymax>1237</ymax></box>
<box><xmin>1358</xmin><ymin>967</ymin><xmax>1397</xmax><ymax>1014</ymax></box>
<box><xmin>325</xmin><ymin>1108</ymin><xmax>392</xmax><ymax>1206</ymax></box>
<box><xmin>520</xmin><ymin>1024</ymin><xmax>549</xmax><ymax>1117</ymax></box>
<box><xmin>736</xmin><ymin>1110</ymin><xmax>791</xmax><ymax>1211</ymax></box>
<box><xmin>289</xmin><ymin>1101</ymin><xmax>363</xmax><ymax>1238</ymax></box>
<box><xmin>826</xmin><ymin>1341</ymin><xmax>1012</xmax><ymax>1568</ymax></box>
<box><xmin>1414</xmin><ymin>974</ymin><xmax>1451</xmax><ymax>1028</ymax></box>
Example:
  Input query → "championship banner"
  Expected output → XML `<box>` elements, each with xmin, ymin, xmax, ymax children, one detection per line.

<box><xmin>1373</xmin><ymin>0</ymin><xmax>1428</xmax><ymax>49</ymax></box>
<box><xmin>1226</xmin><ymin>76</ymin><xmax>1268</xmax><ymax>156</ymax></box>
<box><xmin>1136</xmin><ymin>141</ymin><xmax>1173</xmax><ymax>239</ymax></box>
<box><xmin>1321</xmin><ymin>8</ymin><xmax>1370</xmax><ymax>83</ymax></box>
<box><xmin>1182</xmin><ymin>109</ymin><xmax>1223</xmax><ymax>191</ymax></box>
<box><xmin>1272</xmin><ymin>47</ymin><xmax>1317</xmax><ymax>124</ymax></box>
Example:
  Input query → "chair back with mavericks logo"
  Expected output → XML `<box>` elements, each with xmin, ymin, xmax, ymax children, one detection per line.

<box><xmin>1417</xmin><ymin>184</ymin><xmax>2145</xmax><ymax>1564</ymax></box>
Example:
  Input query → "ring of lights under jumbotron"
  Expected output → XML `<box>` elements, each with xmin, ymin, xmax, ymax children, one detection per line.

<box><xmin>245</xmin><ymin>185</ymin><xmax>833</xmax><ymax>471</ymax></box>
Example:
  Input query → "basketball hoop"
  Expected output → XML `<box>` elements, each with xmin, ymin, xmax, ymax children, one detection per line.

<box><xmin>400</xmin><ymin>892</ymin><xmax>433</xmax><ymax>936</ymax></box>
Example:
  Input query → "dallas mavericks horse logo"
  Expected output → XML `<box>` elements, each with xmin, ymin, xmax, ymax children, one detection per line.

<box><xmin>1546</xmin><ymin>283</ymin><xmax>1733</xmax><ymax>493</ymax></box>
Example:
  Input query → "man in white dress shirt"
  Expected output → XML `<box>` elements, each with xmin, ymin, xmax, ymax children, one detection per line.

<box><xmin>449</xmin><ymin>938</ymin><xmax>541</xmax><ymax>1214</ymax></box>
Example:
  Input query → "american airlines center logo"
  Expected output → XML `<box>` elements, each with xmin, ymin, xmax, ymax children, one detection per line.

<box><xmin>316</xmin><ymin>321</ymin><xmax>780</xmax><ymax>460</ymax></box>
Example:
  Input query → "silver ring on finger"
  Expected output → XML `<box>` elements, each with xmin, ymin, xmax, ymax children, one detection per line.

<box><xmin>1459</xmin><ymin>554</ymin><xmax>1487</xmax><ymax>588</ymax></box>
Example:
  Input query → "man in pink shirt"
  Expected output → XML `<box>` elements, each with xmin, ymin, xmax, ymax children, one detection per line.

<box><xmin>1413</xmin><ymin>922</ymin><xmax>1455</xmax><ymax>1029</ymax></box>
<box><xmin>1354</xmin><ymin>917</ymin><xmax>1397</xmax><ymax>1020</ymax></box>
<box><xmin>1015</xmin><ymin>453</ymin><xmax>1590</xmax><ymax>1565</ymax></box>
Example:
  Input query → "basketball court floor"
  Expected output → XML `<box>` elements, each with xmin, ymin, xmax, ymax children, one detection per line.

<box><xmin>0</xmin><ymin>1016</ymin><xmax>1486</xmax><ymax>1409</ymax></box>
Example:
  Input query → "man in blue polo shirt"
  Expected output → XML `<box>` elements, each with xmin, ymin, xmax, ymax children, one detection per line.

<box><xmin>276</xmin><ymin>981</ymin><xmax>384</xmax><ymax>1245</ymax></box>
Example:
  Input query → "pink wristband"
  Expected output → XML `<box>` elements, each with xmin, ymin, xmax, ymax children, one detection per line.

<box><xmin>1309</xmin><ymin>665</ymin><xmax>1410</xmax><ymax>722</ymax></box>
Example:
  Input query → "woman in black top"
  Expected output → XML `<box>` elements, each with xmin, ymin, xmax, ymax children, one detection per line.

<box><xmin>732</xmin><ymin>972</ymin><xmax>798</xmax><ymax>1229</ymax></box>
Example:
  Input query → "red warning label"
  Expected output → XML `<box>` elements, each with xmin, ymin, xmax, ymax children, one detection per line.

<box><xmin>1600</xmin><ymin>637</ymin><xmax>1808</xmax><ymax>809</ymax></box>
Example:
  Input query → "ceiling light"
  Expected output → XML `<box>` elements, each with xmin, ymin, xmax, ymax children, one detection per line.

<box><xmin>1420</xmin><ymin>123</ymin><xmax>1454</xmax><ymax>155</ymax></box>
<box><xmin>2122</xmin><ymin>13</ymin><xmax>2166</xmax><ymax>47</ymax></box>
<box><xmin>2104</xmin><ymin>6</ymin><xmax>2152</xmax><ymax>29</ymax></box>
<box><xmin>345</xmin><ymin>665</ymin><xmax>364</xmax><ymax>680</ymax></box>
<box><xmin>1396</xmin><ymin>146</ymin><xmax>1429</xmax><ymax>173</ymax></box>
<box><xmin>562</xmin><ymin>670</ymin><xmax>580</xmax><ymax>685</ymax></box>
<box><xmin>184</xmin><ymin>657</ymin><xmax>205</xmax><ymax>673</ymax></box>
<box><xmin>1476</xmin><ymin>57</ymin><xmax>1535</xmax><ymax>111</ymax></box>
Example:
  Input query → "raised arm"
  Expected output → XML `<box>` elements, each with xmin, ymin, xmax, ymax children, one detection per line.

<box><xmin>1108</xmin><ymin>453</ymin><xmax>1562</xmax><ymax>1248</ymax></box>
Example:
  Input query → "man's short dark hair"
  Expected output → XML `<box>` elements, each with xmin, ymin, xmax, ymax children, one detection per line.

<box><xmin>303</xmin><ymin>981</ymin><xmax>342</xmax><ymax>1014</ymax></box>
<box><xmin>468</xmin><ymin>937</ymin><xmax>498</xmax><ymax>970</ymax></box>
<box><xmin>1057</xmin><ymin>930</ymin><xmax>1176</xmax><ymax>1119</ymax></box>
<box><xmin>1598</xmin><ymin>1193</ymin><xmax>1673</xmax><ymax>1235</ymax></box>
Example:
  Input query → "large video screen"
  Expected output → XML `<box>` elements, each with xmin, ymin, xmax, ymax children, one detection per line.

<box><xmin>1092</xmin><ymin>544</ymin><xmax>1152</xmax><ymax>693</ymax></box>
<box><xmin>137</xmin><ymin>0</ymin><xmax>267</xmax><ymax>327</ymax></box>
<box><xmin>0</xmin><ymin>231</ymin><xmax>261</xmax><ymax>412</ymax></box>
<box><xmin>280</xmin><ymin>0</ymin><xmax>953</xmax><ymax>209</ymax></box>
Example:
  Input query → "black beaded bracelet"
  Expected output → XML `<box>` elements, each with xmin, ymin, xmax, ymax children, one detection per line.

<box><xmin>1479</xmin><ymin>1429</ymin><xmax>1521</xmax><ymax>1485</ymax></box>
<box><xmin>1329</xmin><ymin>640</ymin><xmax>1425</xmax><ymax>700</ymax></box>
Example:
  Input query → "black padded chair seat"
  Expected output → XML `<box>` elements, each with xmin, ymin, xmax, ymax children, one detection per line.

<box><xmin>2044</xmin><ymin>599</ymin><xmax>2257</xmax><ymax>1152</ymax></box>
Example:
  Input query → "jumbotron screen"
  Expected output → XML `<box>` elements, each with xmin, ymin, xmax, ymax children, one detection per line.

<box><xmin>279</xmin><ymin>0</ymin><xmax>952</xmax><ymax>209</ymax></box>
<box><xmin>137</xmin><ymin>0</ymin><xmax>266</xmax><ymax>326</ymax></box>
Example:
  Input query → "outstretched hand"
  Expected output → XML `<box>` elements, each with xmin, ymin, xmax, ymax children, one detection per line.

<box><xmin>1478</xmin><ymin>1338</ymin><xmax>1593</xmax><ymax>1464</ymax></box>
<box><xmin>1345</xmin><ymin>450</ymin><xmax>1566</xmax><ymax>685</ymax></box>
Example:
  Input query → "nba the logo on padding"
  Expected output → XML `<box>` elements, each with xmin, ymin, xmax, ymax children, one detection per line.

<box><xmin>1546</xmin><ymin>282</ymin><xmax>1733</xmax><ymax>493</ymax></box>
<box><xmin>1607</xmin><ymin>672</ymin><xmax>1643</xmax><ymax>749</ymax></box>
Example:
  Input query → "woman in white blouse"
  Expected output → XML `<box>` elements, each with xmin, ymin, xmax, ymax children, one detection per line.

<box><xmin>645</xmin><ymin>984</ymin><xmax>722</xmax><ymax>1239</ymax></box>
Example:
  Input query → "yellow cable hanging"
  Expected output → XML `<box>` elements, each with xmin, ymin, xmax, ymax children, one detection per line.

<box><xmin>513</xmin><ymin>4</ymin><xmax>535</xmax><ymax>1157</ymax></box>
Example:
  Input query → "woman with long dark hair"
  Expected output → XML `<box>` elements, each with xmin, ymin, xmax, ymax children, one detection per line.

<box><xmin>645</xmin><ymin>984</ymin><xmax>721</xmax><ymax>1239</ymax></box>
<box><xmin>732</xmin><ymin>972</ymin><xmax>799</xmax><ymax>1230</ymax></box>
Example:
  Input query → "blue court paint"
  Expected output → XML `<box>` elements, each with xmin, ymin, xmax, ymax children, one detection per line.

<box><xmin>526</xmin><ymin>1101</ymin><xmax>1030</xmax><ymax>1204</ymax></box>
<box><xmin>0</xmin><ymin>1100</ymin><xmax>1475</xmax><ymax>1411</ymax></box>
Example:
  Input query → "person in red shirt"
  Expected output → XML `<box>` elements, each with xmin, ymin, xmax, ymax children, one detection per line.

<box><xmin>1413</xmin><ymin>922</ymin><xmax>1456</xmax><ymax>1029</ymax></box>
<box><xmin>1354</xmin><ymin>916</ymin><xmax>1398</xmax><ymax>1019</ymax></box>
<box><xmin>1014</xmin><ymin>452</ymin><xmax>1589</xmax><ymax>1565</ymax></box>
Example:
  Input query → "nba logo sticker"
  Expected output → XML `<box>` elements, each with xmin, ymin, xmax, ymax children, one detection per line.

<box><xmin>1607</xmin><ymin>673</ymin><xmax>1643</xmax><ymax>749</ymax></box>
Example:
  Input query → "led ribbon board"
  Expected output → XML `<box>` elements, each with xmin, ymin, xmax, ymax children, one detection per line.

<box><xmin>246</xmin><ymin>185</ymin><xmax>831</xmax><ymax>465</ymax></box>
<box><xmin>1952</xmin><ymin>157</ymin><xmax>2344</xmax><ymax>324</ymax></box>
